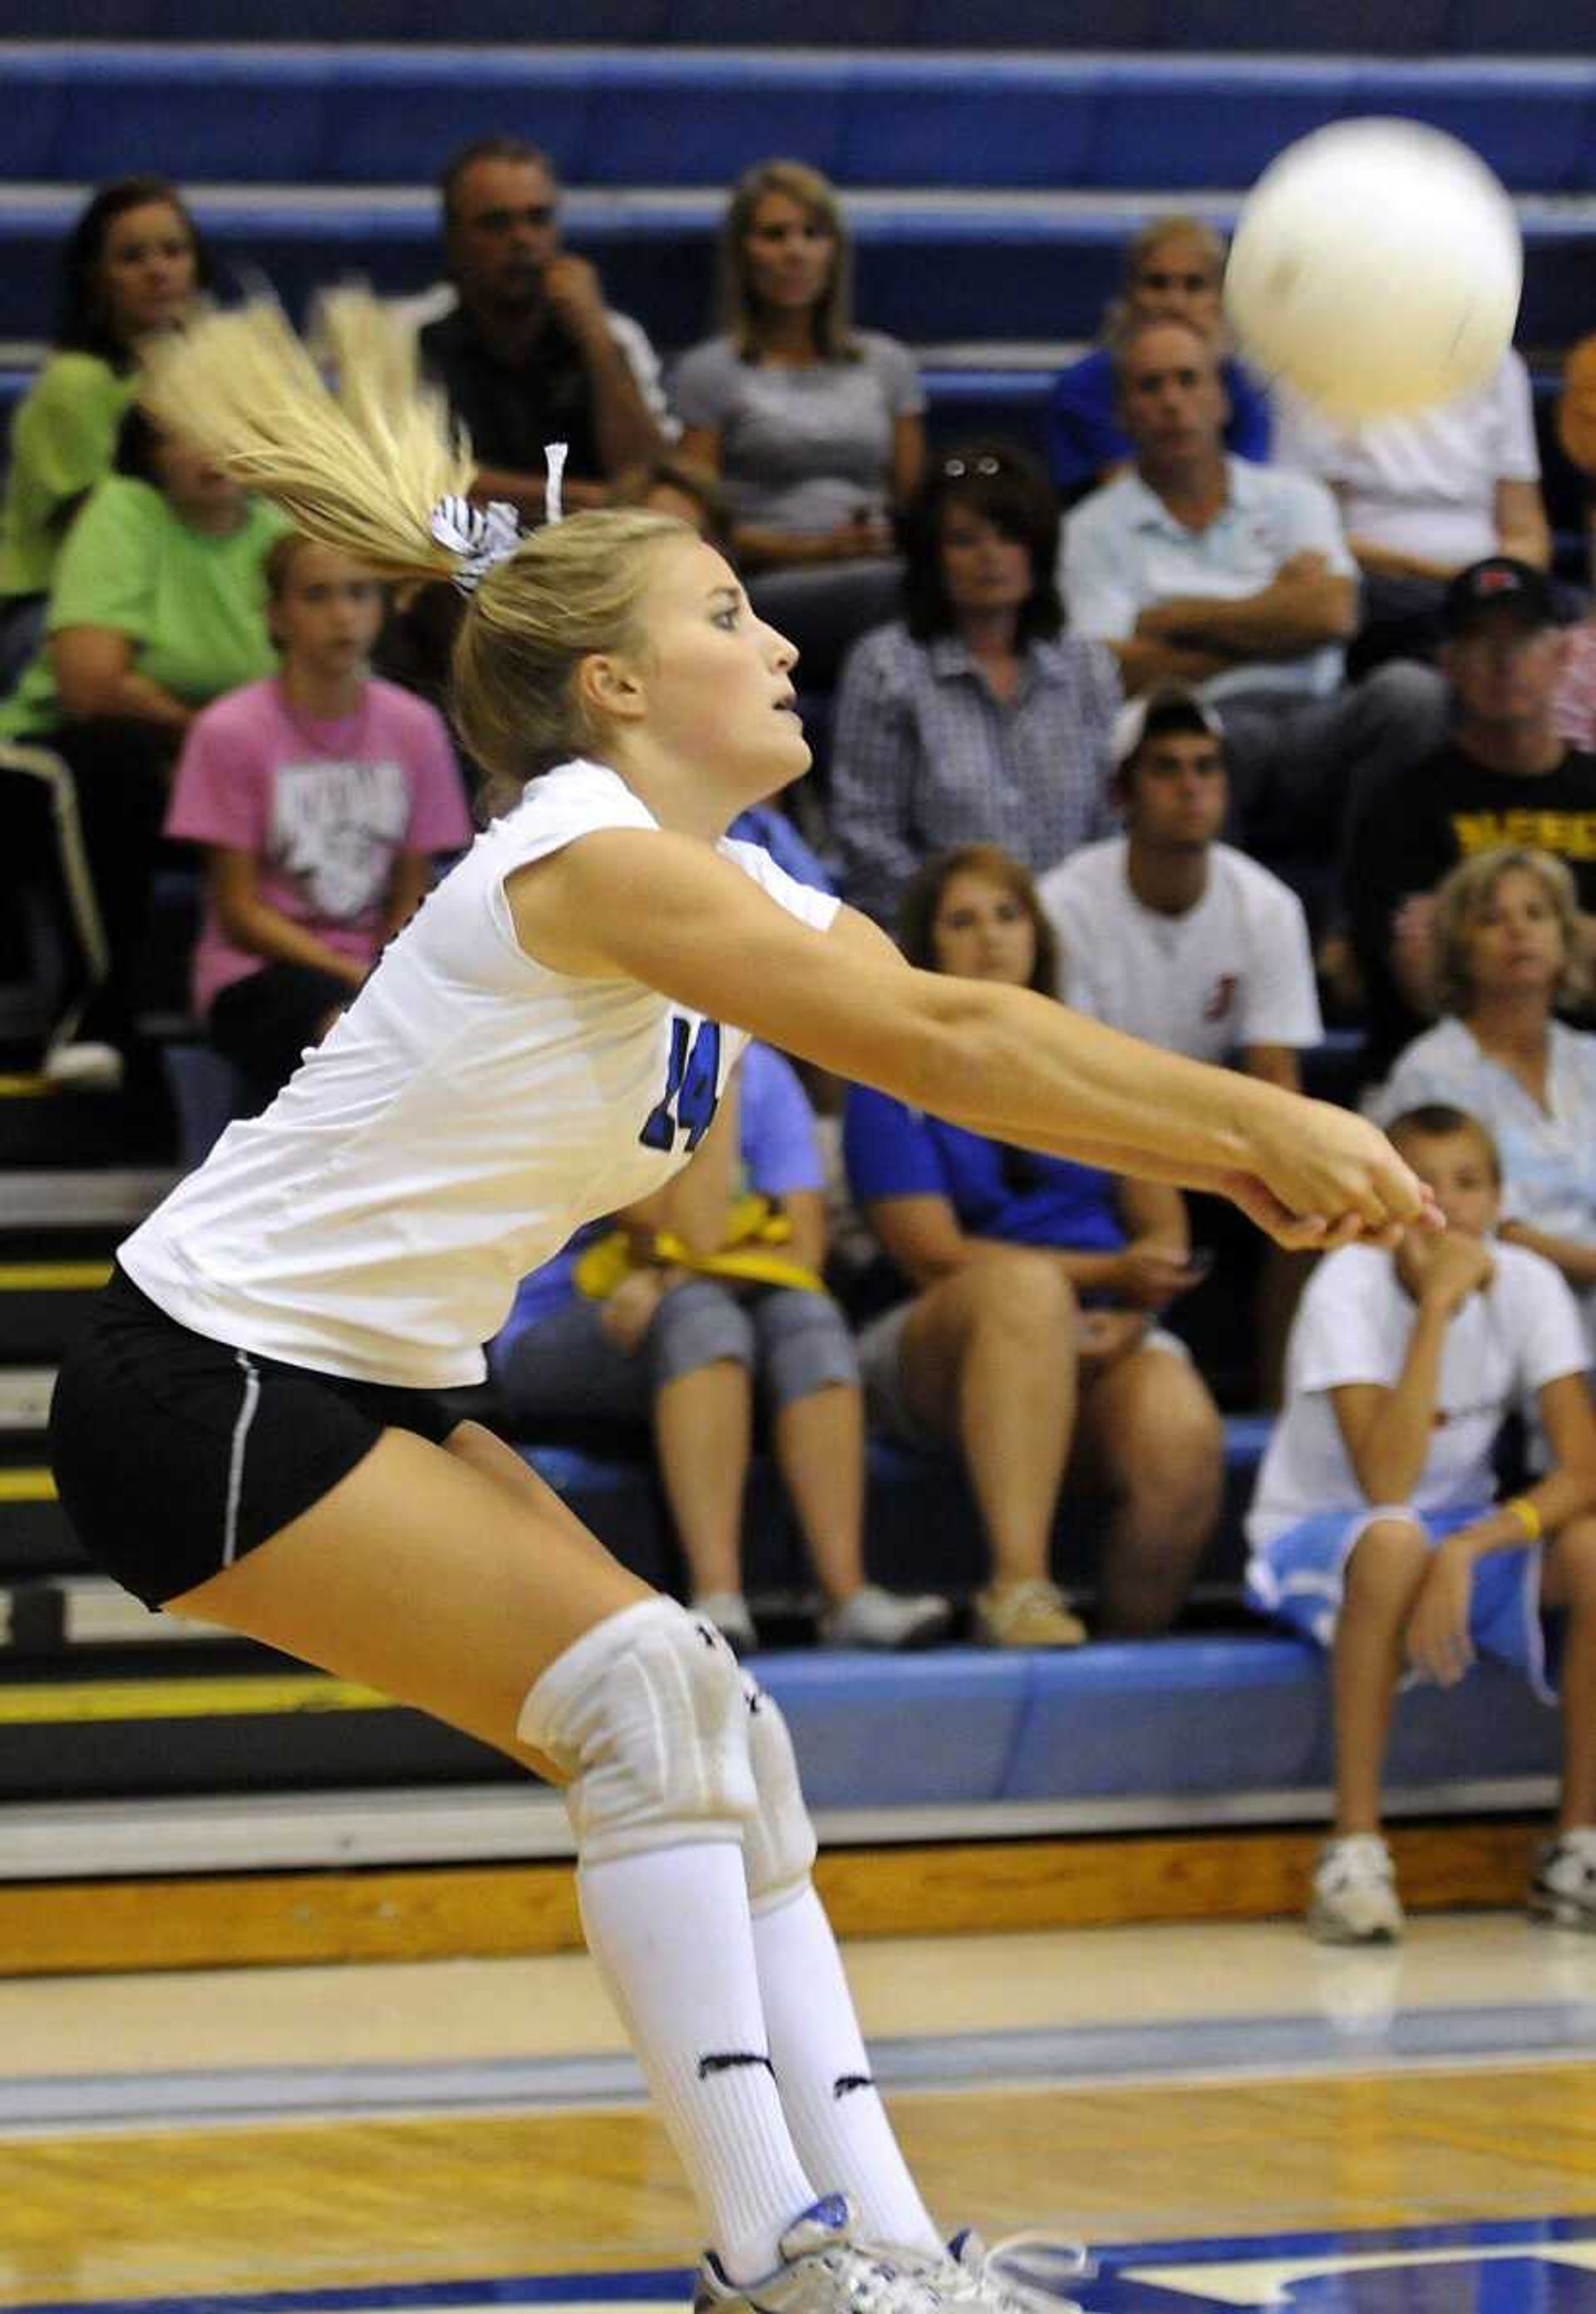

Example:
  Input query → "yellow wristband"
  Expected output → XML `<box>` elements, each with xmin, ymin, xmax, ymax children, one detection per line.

<box><xmin>1504</xmin><ymin>1495</ymin><xmax>1543</xmax><ymax>1543</ymax></box>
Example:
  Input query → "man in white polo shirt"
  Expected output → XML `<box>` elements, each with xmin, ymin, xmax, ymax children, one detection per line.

<box><xmin>1273</xmin><ymin>348</ymin><xmax>1549</xmax><ymax>672</ymax></box>
<box><xmin>1039</xmin><ymin>685</ymin><xmax>1323</xmax><ymax>1090</ymax></box>
<box><xmin>1059</xmin><ymin>317</ymin><xmax>1448</xmax><ymax>857</ymax></box>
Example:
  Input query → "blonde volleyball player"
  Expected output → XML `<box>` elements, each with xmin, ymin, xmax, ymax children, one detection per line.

<box><xmin>50</xmin><ymin>299</ymin><xmax>1434</xmax><ymax>2314</ymax></box>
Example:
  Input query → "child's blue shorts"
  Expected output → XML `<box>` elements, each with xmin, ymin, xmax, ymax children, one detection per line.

<box><xmin>1245</xmin><ymin>1502</ymin><xmax>1555</xmax><ymax>1703</ymax></box>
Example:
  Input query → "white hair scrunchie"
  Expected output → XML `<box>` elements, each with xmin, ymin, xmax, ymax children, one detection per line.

<box><xmin>429</xmin><ymin>495</ymin><xmax>521</xmax><ymax>596</ymax></box>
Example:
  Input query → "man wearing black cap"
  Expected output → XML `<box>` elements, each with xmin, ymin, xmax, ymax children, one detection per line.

<box><xmin>1344</xmin><ymin>555</ymin><xmax>1596</xmax><ymax>1072</ymax></box>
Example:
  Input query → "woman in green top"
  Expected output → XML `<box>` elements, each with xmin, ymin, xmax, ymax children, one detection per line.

<box><xmin>5</xmin><ymin>403</ymin><xmax>287</xmax><ymax>1073</ymax></box>
<box><xmin>0</xmin><ymin>176</ymin><xmax>214</xmax><ymax>673</ymax></box>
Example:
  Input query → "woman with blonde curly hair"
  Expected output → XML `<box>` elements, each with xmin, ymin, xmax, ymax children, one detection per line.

<box><xmin>47</xmin><ymin>291</ymin><xmax>1429</xmax><ymax>2314</ymax></box>
<box><xmin>1371</xmin><ymin>845</ymin><xmax>1596</xmax><ymax>1354</ymax></box>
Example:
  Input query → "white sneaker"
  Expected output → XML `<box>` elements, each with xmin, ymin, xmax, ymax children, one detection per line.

<box><xmin>691</xmin><ymin>1591</ymin><xmax>757</xmax><ymax>1657</ymax></box>
<box><xmin>1530</xmin><ymin>1828</ymin><xmax>1596</xmax><ymax>1931</ymax></box>
<box><xmin>41</xmin><ymin>1039</ymin><xmax>123</xmax><ymax>1093</ymax></box>
<box><xmin>1309</xmin><ymin>1833</ymin><xmax>1404</xmax><ymax>1946</ymax></box>
<box><xmin>820</xmin><ymin>1584</ymin><xmax>953</xmax><ymax>1650</ymax></box>
<box><xmin>696</xmin><ymin>2197</ymin><xmax>968</xmax><ymax>2314</ymax></box>
<box><xmin>894</xmin><ymin>2228</ymin><xmax>1089</xmax><ymax>2314</ymax></box>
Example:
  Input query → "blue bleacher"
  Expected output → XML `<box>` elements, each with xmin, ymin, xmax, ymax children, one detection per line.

<box><xmin>0</xmin><ymin>191</ymin><xmax>1590</xmax><ymax>353</ymax></box>
<box><xmin>4</xmin><ymin>49</ymin><xmax>1594</xmax><ymax>191</ymax></box>
<box><xmin>4</xmin><ymin>2</ymin><xmax>1593</xmax><ymax>52</ymax></box>
<box><xmin>765</xmin><ymin>1643</ymin><xmax>1557</xmax><ymax>1813</ymax></box>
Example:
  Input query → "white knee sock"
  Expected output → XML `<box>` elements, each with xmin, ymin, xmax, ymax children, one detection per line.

<box><xmin>751</xmin><ymin>1881</ymin><xmax>942</xmax><ymax>2255</ymax></box>
<box><xmin>578</xmin><ymin>1843</ymin><xmax>819</xmax><ymax>2282</ymax></box>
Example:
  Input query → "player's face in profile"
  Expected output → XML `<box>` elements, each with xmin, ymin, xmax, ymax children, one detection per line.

<box><xmin>271</xmin><ymin>544</ymin><xmax>385</xmax><ymax>673</ymax></box>
<box><xmin>1396</xmin><ymin>1130</ymin><xmax>1500</xmax><ymax>1241</ymax></box>
<box><xmin>929</xmin><ymin>869</ymin><xmax>1037</xmax><ymax>988</ymax></box>
<box><xmin>1460</xmin><ymin>866</ymin><xmax>1567</xmax><ymax>1004</ymax></box>
<box><xmin>628</xmin><ymin>534</ymin><xmax>810</xmax><ymax>793</ymax></box>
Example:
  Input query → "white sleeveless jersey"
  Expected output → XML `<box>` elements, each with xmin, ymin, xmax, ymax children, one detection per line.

<box><xmin>120</xmin><ymin>759</ymin><xmax>839</xmax><ymax>1387</ymax></box>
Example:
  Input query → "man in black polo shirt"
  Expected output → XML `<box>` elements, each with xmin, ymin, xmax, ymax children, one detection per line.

<box><xmin>420</xmin><ymin>137</ymin><xmax>663</xmax><ymax>521</ymax></box>
<box><xmin>1345</xmin><ymin>556</ymin><xmax>1596</xmax><ymax>1071</ymax></box>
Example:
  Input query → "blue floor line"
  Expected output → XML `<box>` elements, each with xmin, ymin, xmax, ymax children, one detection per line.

<box><xmin>7</xmin><ymin>1996</ymin><xmax>1596</xmax><ymax>2132</ymax></box>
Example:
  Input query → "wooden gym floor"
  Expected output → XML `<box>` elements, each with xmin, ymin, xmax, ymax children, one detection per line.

<box><xmin>5</xmin><ymin>1906</ymin><xmax>1596</xmax><ymax>2310</ymax></box>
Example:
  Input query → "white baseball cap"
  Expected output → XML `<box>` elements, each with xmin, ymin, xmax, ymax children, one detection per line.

<box><xmin>1111</xmin><ymin>683</ymin><xmax>1225</xmax><ymax>772</ymax></box>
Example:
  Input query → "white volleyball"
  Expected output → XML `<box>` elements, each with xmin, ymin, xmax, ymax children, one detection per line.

<box><xmin>1224</xmin><ymin>117</ymin><xmax>1523</xmax><ymax>422</ymax></box>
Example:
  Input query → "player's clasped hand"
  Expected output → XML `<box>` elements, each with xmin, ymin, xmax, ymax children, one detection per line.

<box><xmin>1224</xmin><ymin>1099</ymin><xmax>1446</xmax><ymax>1252</ymax></box>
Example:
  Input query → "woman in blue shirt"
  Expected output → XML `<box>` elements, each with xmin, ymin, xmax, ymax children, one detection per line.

<box><xmin>844</xmin><ymin>844</ymin><xmax>1224</xmax><ymax>1643</ymax></box>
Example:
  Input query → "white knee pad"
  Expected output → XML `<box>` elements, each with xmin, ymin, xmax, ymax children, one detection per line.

<box><xmin>741</xmin><ymin>1676</ymin><xmax>818</xmax><ymax>1914</ymax></box>
<box><xmin>517</xmin><ymin>1596</ymin><xmax>757</xmax><ymax>1866</ymax></box>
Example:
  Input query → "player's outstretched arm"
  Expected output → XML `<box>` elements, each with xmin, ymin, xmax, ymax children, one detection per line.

<box><xmin>509</xmin><ymin>831</ymin><xmax>1431</xmax><ymax>1248</ymax></box>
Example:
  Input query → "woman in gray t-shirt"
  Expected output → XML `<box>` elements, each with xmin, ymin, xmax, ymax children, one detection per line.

<box><xmin>673</xmin><ymin>159</ymin><xmax>926</xmax><ymax>578</ymax></box>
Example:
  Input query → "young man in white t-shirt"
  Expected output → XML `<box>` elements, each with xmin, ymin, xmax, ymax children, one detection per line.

<box><xmin>1038</xmin><ymin>685</ymin><xmax>1323</xmax><ymax>1091</ymax></box>
<box><xmin>1247</xmin><ymin>1104</ymin><xmax>1596</xmax><ymax>1944</ymax></box>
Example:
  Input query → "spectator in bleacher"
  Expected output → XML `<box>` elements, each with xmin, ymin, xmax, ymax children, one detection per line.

<box><xmin>1046</xmin><ymin>216</ymin><xmax>1270</xmax><ymax>504</ymax></box>
<box><xmin>1343</xmin><ymin>558</ymin><xmax>1596</xmax><ymax>1074</ymax></box>
<box><xmin>612</xmin><ymin>450</ymin><xmax>736</xmax><ymax>560</ymax></box>
<box><xmin>494</xmin><ymin>1041</ymin><xmax>951</xmax><ymax>1658</ymax></box>
<box><xmin>830</xmin><ymin>442</ymin><xmax>1118</xmax><ymax>927</ymax></box>
<box><xmin>417</xmin><ymin>138</ymin><xmax>665</xmax><ymax>524</ymax></box>
<box><xmin>1059</xmin><ymin>316</ymin><xmax>1449</xmax><ymax>861</ymax></box>
<box><xmin>673</xmin><ymin>159</ymin><xmax>926</xmax><ymax>690</ymax></box>
<box><xmin>1246</xmin><ymin>1101</ymin><xmax>1596</xmax><ymax>1942</ymax></box>
<box><xmin>163</xmin><ymin>535</ymin><xmax>471</xmax><ymax>1110</ymax></box>
<box><xmin>1367</xmin><ymin>847</ymin><xmax>1596</xmax><ymax>1363</ymax></box>
<box><xmin>844</xmin><ymin>844</ymin><xmax>1223</xmax><ymax>1642</ymax></box>
<box><xmin>1038</xmin><ymin>684</ymin><xmax>1322</xmax><ymax>1090</ymax></box>
<box><xmin>1273</xmin><ymin>351</ymin><xmax>1550</xmax><ymax>673</ymax></box>
<box><xmin>0</xmin><ymin>406</ymin><xmax>288</xmax><ymax>1077</ymax></box>
<box><xmin>0</xmin><ymin>175</ymin><xmax>213</xmax><ymax>683</ymax></box>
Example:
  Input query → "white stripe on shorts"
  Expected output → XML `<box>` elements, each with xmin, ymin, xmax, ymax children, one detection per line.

<box><xmin>222</xmin><ymin>1351</ymin><xmax>263</xmax><ymax>1569</ymax></box>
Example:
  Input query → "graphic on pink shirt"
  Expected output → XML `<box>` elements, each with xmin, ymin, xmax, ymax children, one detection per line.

<box><xmin>166</xmin><ymin>675</ymin><xmax>471</xmax><ymax>1018</ymax></box>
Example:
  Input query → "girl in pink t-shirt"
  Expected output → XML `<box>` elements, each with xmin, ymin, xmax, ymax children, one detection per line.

<box><xmin>166</xmin><ymin>534</ymin><xmax>471</xmax><ymax>1098</ymax></box>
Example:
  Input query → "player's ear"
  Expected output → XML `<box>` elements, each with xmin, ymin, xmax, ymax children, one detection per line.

<box><xmin>577</xmin><ymin>650</ymin><xmax>647</xmax><ymax>727</ymax></box>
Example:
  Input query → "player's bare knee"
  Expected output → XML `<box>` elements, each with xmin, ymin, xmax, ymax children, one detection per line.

<box><xmin>740</xmin><ymin>1676</ymin><xmax>817</xmax><ymax>1915</ymax></box>
<box><xmin>517</xmin><ymin>1596</ymin><xmax>756</xmax><ymax>1864</ymax></box>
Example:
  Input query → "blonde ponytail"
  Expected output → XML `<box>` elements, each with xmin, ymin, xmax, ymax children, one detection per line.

<box><xmin>139</xmin><ymin>289</ymin><xmax>472</xmax><ymax>585</ymax></box>
<box><xmin>140</xmin><ymin>289</ymin><xmax>697</xmax><ymax>799</ymax></box>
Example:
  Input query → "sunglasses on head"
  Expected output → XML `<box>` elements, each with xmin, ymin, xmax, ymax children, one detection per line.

<box><xmin>939</xmin><ymin>453</ymin><xmax>1011</xmax><ymax>481</ymax></box>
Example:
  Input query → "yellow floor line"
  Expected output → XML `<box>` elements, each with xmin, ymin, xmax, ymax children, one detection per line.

<box><xmin>0</xmin><ymin>1675</ymin><xmax>392</xmax><ymax>1725</ymax></box>
<box><xmin>0</xmin><ymin>1469</ymin><xmax>55</xmax><ymax>1502</ymax></box>
<box><xmin>0</xmin><ymin>1263</ymin><xmax>111</xmax><ymax>1291</ymax></box>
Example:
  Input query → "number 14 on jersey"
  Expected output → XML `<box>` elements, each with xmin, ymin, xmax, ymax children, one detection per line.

<box><xmin>639</xmin><ymin>1015</ymin><xmax>723</xmax><ymax>1153</ymax></box>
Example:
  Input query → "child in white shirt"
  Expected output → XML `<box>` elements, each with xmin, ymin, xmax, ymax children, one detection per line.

<box><xmin>1247</xmin><ymin>1103</ymin><xmax>1596</xmax><ymax>1942</ymax></box>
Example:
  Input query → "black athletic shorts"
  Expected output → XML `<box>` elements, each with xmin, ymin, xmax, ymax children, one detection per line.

<box><xmin>48</xmin><ymin>1266</ymin><xmax>464</xmax><ymax>1611</ymax></box>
